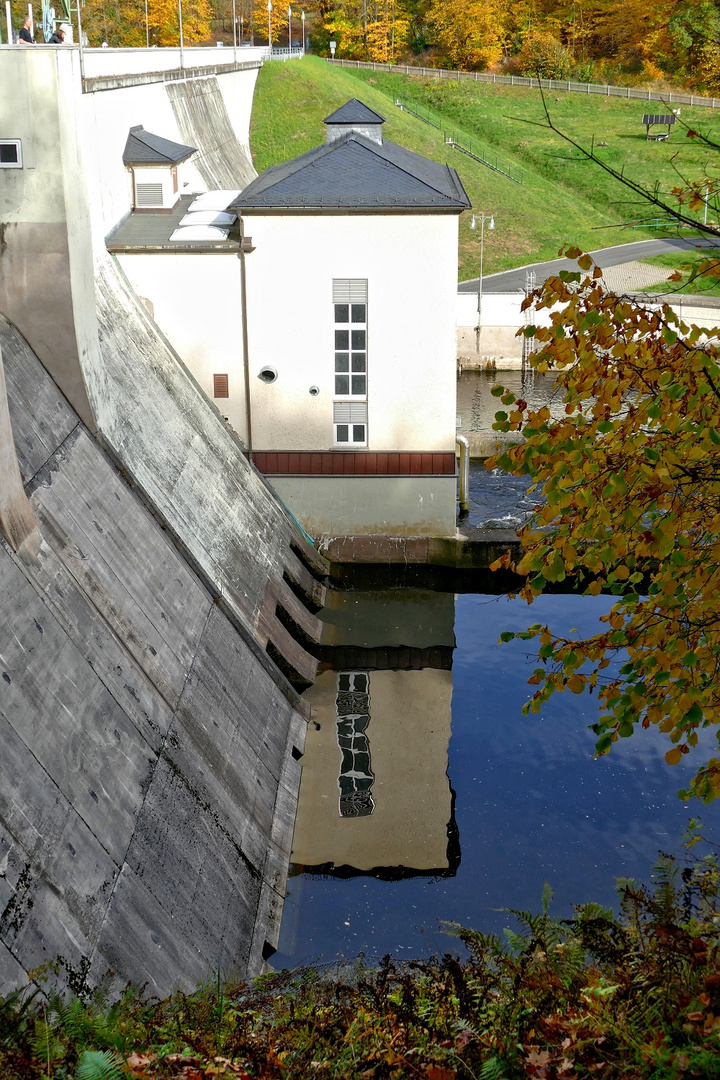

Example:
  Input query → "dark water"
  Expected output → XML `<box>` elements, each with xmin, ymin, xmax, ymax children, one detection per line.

<box><xmin>457</xmin><ymin>369</ymin><xmax>561</xmax><ymax>530</ymax></box>
<box><xmin>275</xmin><ymin>591</ymin><xmax>711</xmax><ymax>968</ymax></box>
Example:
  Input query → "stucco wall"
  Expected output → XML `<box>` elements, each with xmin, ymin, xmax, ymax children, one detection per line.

<box><xmin>119</xmin><ymin>214</ymin><xmax>459</xmax><ymax>456</ymax></box>
<box><xmin>244</xmin><ymin>214</ymin><xmax>459</xmax><ymax>453</ymax></box>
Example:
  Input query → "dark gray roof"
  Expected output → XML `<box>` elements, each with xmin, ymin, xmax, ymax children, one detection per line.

<box><xmin>323</xmin><ymin>99</ymin><xmax>386</xmax><ymax>126</ymax></box>
<box><xmin>231</xmin><ymin>131</ymin><xmax>471</xmax><ymax>213</ymax></box>
<box><xmin>123</xmin><ymin>126</ymin><xmax>197</xmax><ymax>166</ymax></box>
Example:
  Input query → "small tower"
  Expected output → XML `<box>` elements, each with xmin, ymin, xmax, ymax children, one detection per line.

<box><xmin>323</xmin><ymin>99</ymin><xmax>386</xmax><ymax>145</ymax></box>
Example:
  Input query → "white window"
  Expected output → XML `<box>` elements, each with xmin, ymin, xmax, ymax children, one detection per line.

<box><xmin>135</xmin><ymin>182</ymin><xmax>164</xmax><ymax>207</ymax></box>
<box><xmin>0</xmin><ymin>140</ymin><xmax>22</xmax><ymax>169</ymax></box>
<box><xmin>333</xmin><ymin>279</ymin><xmax>368</xmax><ymax>445</ymax></box>
<box><xmin>334</xmin><ymin>402</ymin><xmax>367</xmax><ymax>446</ymax></box>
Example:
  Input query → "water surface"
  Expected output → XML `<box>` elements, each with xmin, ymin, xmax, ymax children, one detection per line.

<box><xmin>275</xmin><ymin>591</ymin><xmax>710</xmax><ymax>968</ymax></box>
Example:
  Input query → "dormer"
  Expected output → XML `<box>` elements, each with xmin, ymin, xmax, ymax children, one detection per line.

<box><xmin>323</xmin><ymin>99</ymin><xmax>386</xmax><ymax>145</ymax></box>
<box><xmin>123</xmin><ymin>126</ymin><xmax>198</xmax><ymax>211</ymax></box>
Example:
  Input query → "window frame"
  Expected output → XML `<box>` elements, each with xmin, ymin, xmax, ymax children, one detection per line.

<box><xmin>0</xmin><ymin>140</ymin><xmax>22</xmax><ymax>169</ymax></box>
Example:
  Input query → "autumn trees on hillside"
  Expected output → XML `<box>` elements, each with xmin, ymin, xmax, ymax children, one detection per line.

<box><xmin>321</xmin><ymin>0</ymin><xmax>720</xmax><ymax>92</ymax></box>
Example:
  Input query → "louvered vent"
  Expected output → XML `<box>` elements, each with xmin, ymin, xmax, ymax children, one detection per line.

<box><xmin>332</xmin><ymin>279</ymin><xmax>368</xmax><ymax>303</ymax></box>
<box><xmin>333</xmin><ymin>401</ymin><xmax>368</xmax><ymax>423</ymax></box>
<box><xmin>213</xmin><ymin>374</ymin><xmax>229</xmax><ymax>398</ymax></box>
<box><xmin>136</xmin><ymin>183</ymin><xmax>163</xmax><ymax>207</ymax></box>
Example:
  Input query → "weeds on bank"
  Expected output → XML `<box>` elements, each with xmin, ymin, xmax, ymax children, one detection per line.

<box><xmin>1</xmin><ymin>823</ymin><xmax>720</xmax><ymax>1080</ymax></box>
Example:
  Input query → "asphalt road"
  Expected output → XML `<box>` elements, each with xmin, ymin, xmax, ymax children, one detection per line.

<box><xmin>459</xmin><ymin>236</ymin><xmax>720</xmax><ymax>294</ymax></box>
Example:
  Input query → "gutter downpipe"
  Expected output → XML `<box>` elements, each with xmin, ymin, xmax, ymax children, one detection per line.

<box><xmin>456</xmin><ymin>434</ymin><xmax>470</xmax><ymax>514</ymax></box>
<box><xmin>238</xmin><ymin>216</ymin><xmax>254</xmax><ymax>463</ymax></box>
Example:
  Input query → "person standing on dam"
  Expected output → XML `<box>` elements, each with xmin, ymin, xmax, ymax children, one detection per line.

<box><xmin>18</xmin><ymin>16</ymin><xmax>35</xmax><ymax>42</ymax></box>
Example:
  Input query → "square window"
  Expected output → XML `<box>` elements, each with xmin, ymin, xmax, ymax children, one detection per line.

<box><xmin>351</xmin><ymin>329</ymin><xmax>366</xmax><ymax>350</ymax></box>
<box><xmin>335</xmin><ymin>329</ymin><xmax>349</xmax><ymax>350</ymax></box>
<box><xmin>351</xmin><ymin>304</ymin><xmax>366</xmax><ymax>323</ymax></box>
<box><xmin>351</xmin><ymin>374</ymin><xmax>366</xmax><ymax>395</ymax></box>
<box><xmin>335</xmin><ymin>303</ymin><xmax>349</xmax><ymax>323</ymax></box>
<box><xmin>335</xmin><ymin>353</ymin><xmax>349</xmax><ymax>372</ymax></box>
<box><xmin>335</xmin><ymin>374</ymin><xmax>350</xmax><ymax>395</ymax></box>
<box><xmin>352</xmin><ymin>424</ymin><xmax>366</xmax><ymax>442</ymax></box>
<box><xmin>0</xmin><ymin>140</ymin><xmax>22</xmax><ymax>168</ymax></box>
<box><xmin>335</xmin><ymin>424</ymin><xmax>349</xmax><ymax>443</ymax></box>
<box><xmin>351</xmin><ymin>354</ymin><xmax>366</xmax><ymax>372</ymax></box>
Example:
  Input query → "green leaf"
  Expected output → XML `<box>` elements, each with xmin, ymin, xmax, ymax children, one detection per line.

<box><xmin>499</xmin><ymin>631</ymin><xmax>515</xmax><ymax>642</ymax></box>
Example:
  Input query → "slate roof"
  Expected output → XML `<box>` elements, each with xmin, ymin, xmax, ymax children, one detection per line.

<box><xmin>123</xmin><ymin>126</ymin><xmax>197</xmax><ymax>166</ymax></box>
<box><xmin>231</xmin><ymin>131</ymin><xmax>471</xmax><ymax>213</ymax></box>
<box><xmin>323</xmin><ymin>99</ymin><xmax>386</xmax><ymax>126</ymax></box>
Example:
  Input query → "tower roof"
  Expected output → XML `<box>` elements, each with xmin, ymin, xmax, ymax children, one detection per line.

<box><xmin>323</xmin><ymin>99</ymin><xmax>386</xmax><ymax>126</ymax></box>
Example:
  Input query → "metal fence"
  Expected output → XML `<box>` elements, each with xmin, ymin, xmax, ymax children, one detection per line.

<box><xmin>329</xmin><ymin>57</ymin><xmax>720</xmax><ymax>110</ymax></box>
<box><xmin>395</xmin><ymin>97</ymin><xmax>523</xmax><ymax>183</ymax></box>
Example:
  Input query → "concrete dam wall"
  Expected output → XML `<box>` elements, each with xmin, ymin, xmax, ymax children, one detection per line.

<box><xmin>0</xmin><ymin>50</ymin><xmax>337</xmax><ymax>997</ymax></box>
<box><xmin>0</xmin><ymin>315</ymin><xmax>311</xmax><ymax>997</ymax></box>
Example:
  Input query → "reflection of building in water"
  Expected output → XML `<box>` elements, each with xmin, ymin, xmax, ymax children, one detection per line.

<box><xmin>291</xmin><ymin>667</ymin><xmax>456</xmax><ymax>876</ymax></box>
<box><xmin>336</xmin><ymin>672</ymin><xmax>374</xmax><ymax>818</ymax></box>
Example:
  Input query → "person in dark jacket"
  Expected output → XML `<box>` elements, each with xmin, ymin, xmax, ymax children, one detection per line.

<box><xmin>49</xmin><ymin>27</ymin><xmax>65</xmax><ymax>42</ymax></box>
<box><xmin>19</xmin><ymin>16</ymin><xmax>35</xmax><ymax>42</ymax></box>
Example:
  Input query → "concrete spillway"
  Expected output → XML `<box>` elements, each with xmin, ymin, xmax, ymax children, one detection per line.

<box><xmin>0</xmin><ymin>314</ymin><xmax>315</xmax><ymax>997</ymax></box>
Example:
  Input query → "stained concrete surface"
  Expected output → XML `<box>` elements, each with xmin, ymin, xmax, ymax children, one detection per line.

<box><xmin>0</xmin><ymin>315</ymin><xmax>307</xmax><ymax>997</ymax></box>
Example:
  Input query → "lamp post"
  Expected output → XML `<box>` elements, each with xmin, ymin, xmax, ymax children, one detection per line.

<box><xmin>287</xmin><ymin>4</ymin><xmax>291</xmax><ymax>48</ymax></box>
<box><xmin>267</xmin><ymin>0</ymin><xmax>272</xmax><ymax>49</ymax></box>
<box><xmin>470</xmin><ymin>212</ymin><xmax>494</xmax><ymax>354</ymax></box>
<box><xmin>301</xmin><ymin>9</ymin><xmax>305</xmax><ymax>51</ymax></box>
<box><xmin>178</xmin><ymin>0</ymin><xmax>184</xmax><ymax>65</ymax></box>
<box><xmin>144</xmin><ymin>0</ymin><xmax>149</xmax><ymax>46</ymax></box>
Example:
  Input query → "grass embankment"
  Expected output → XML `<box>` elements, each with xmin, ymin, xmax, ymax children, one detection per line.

<box><xmin>249</xmin><ymin>58</ymin><xmax>716</xmax><ymax>280</ymax></box>
<box><xmin>2</xmin><ymin>845</ymin><xmax>720</xmax><ymax>1079</ymax></box>
<box><xmin>637</xmin><ymin>250</ymin><xmax>720</xmax><ymax>297</ymax></box>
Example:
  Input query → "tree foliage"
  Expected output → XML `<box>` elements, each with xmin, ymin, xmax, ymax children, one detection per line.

<box><xmin>488</xmin><ymin>247</ymin><xmax>720</xmax><ymax>803</ymax></box>
<box><xmin>81</xmin><ymin>0</ymin><xmax>213</xmax><ymax>45</ymax></box>
<box><xmin>313</xmin><ymin>0</ymin><xmax>720</xmax><ymax>90</ymax></box>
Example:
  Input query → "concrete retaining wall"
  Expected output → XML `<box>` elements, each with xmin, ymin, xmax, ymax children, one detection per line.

<box><xmin>0</xmin><ymin>316</ymin><xmax>307</xmax><ymax>997</ymax></box>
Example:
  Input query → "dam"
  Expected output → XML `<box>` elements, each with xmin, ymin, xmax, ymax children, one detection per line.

<box><xmin>0</xmin><ymin>45</ymin><xmax>332</xmax><ymax>997</ymax></box>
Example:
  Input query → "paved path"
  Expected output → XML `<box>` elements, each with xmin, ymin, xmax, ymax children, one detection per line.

<box><xmin>459</xmin><ymin>236</ymin><xmax>720</xmax><ymax>294</ymax></box>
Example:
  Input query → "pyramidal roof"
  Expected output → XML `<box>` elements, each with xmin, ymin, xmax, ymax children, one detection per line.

<box><xmin>123</xmin><ymin>126</ymin><xmax>197</xmax><ymax>166</ymax></box>
<box><xmin>323</xmin><ymin>99</ymin><xmax>386</xmax><ymax>126</ymax></box>
<box><xmin>232</xmin><ymin>127</ymin><xmax>470</xmax><ymax>214</ymax></box>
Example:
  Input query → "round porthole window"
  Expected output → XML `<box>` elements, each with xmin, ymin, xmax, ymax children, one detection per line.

<box><xmin>309</xmin><ymin>385</ymin><xmax>320</xmax><ymax>396</ymax></box>
<box><xmin>258</xmin><ymin>366</ymin><xmax>278</xmax><ymax>383</ymax></box>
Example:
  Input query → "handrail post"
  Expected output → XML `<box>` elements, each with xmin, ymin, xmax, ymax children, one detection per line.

<box><xmin>456</xmin><ymin>435</ymin><xmax>470</xmax><ymax>514</ymax></box>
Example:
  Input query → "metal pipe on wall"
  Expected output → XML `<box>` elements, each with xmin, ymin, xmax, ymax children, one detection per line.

<box><xmin>456</xmin><ymin>434</ymin><xmax>470</xmax><ymax>514</ymax></box>
<box><xmin>238</xmin><ymin>218</ymin><xmax>253</xmax><ymax>461</ymax></box>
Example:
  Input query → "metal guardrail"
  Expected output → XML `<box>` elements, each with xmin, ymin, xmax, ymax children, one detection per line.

<box><xmin>269</xmin><ymin>47</ymin><xmax>304</xmax><ymax>60</ymax></box>
<box><xmin>329</xmin><ymin>57</ymin><xmax>720</xmax><ymax>110</ymax></box>
<box><xmin>395</xmin><ymin>97</ymin><xmax>523</xmax><ymax>184</ymax></box>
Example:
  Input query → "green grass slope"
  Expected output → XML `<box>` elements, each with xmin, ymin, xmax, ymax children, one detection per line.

<box><xmin>249</xmin><ymin>57</ymin><xmax>714</xmax><ymax>280</ymax></box>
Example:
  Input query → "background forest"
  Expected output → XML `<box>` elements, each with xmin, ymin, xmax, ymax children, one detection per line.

<box><xmin>39</xmin><ymin>0</ymin><xmax>720</xmax><ymax>93</ymax></box>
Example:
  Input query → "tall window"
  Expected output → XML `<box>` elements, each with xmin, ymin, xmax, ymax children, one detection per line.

<box><xmin>333</xmin><ymin>279</ymin><xmax>367</xmax><ymax>446</ymax></box>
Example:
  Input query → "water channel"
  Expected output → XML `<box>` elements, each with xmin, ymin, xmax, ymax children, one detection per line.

<box><xmin>274</xmin><ymin>370</ymin><xmax>714</xmax><ymax>968</ymax></box>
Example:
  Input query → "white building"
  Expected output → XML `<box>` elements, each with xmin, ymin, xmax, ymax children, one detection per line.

<box><xmin>114</xmin><ymin>99</ymin><xmax>470</xmax><ymax>541</ymax></box>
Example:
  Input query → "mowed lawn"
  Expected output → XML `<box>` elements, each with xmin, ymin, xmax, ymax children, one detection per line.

<box><xmin>250</xmin><ymin>57</ymin><xmax>717</xmax><ymax>279</ymax></box>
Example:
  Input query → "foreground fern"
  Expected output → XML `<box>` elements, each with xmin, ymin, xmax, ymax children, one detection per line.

<box><xmin>1</xmin><ymin>827</ymin><xmax>719</xmax><ymax>1079</ymax></box>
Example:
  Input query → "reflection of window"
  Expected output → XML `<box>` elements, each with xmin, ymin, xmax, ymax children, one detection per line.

<box><xmin>336</xmin><ymin>671</ymin><xmax>374</xmax><ymax>817</ymax></box>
